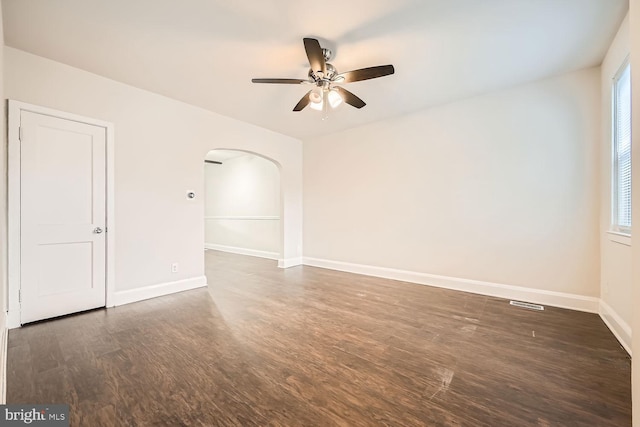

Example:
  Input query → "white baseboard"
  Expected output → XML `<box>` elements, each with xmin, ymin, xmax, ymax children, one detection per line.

<box><xmin>204</xmin><ymin>243</ymin><xmax>279</xmax><ymax>260</ymax></box>
<box><xmin>113</xmin><ymin>276</ymin><xmax>208</xmax><ymax>306</ymax></box>
<box><xmin>599</xmin><ymin>299</ymin><xmax>632</xmax><ymax>355</ymax></box>
<box><xmin>302</xmin><ymin>257</ymin><xmax>600</xmax><ymax>313</ymax></box>
<box><xmin>278</xmin><ymin>257</ymin><xmax>303</xmax><ymax>269</ymax></box>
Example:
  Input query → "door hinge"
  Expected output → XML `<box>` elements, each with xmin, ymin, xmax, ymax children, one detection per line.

<box><xmin>18</xmin><ymin>126</ymin><xmax>22</xmax><ymax>141</ymax></box>
<box><xmin>18</xmin><ymin>289</ymin><xmax>21</xmax><ymax>303</ymax></box>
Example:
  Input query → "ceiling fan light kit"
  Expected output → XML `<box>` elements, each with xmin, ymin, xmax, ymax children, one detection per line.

<box><xmin>308</xmin><ymin>87</ymin><xmax>343</xmax><ymax>112</ymax></box>
<box><xmin>252</xmin><ymin>38</ymin><xmax>395</xmax><ymax>117</ymax></box>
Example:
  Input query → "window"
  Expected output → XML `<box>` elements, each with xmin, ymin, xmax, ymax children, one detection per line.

<box><xmin>612</xmin><ymin>60</ymin><xmax>631</xmax><ymax>234</ymax></box>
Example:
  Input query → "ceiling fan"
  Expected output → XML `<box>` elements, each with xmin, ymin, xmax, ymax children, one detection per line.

<box><xmin>251</xmin><ymin>38</ymin><xmax>395</xmax><ymax>114</ymax></box>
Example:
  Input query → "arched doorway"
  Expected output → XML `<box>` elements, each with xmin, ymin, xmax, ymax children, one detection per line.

<box><xmin>203</xmin><ymin>149</ymin><xmax>283</xmax><ymax>262</ymax></box>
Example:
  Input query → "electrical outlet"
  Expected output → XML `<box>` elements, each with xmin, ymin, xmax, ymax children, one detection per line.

<box><xmin>171</xmin><ymin>263</ymin><xmax>179</xmax><ymax>273</ymax></box>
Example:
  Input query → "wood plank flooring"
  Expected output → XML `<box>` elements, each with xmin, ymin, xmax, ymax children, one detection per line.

<box><xmin>7</xmin><ymin>250</ymin><xmax>631</xmax><ymax>426</ymax></box>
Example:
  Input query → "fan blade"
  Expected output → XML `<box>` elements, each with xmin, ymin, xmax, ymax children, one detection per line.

<box><xmin>293</xmin><ymin>90</ymin><xmax>312</xmax><ymax>111</ymax></box>
<box><xmin>252</xmin><ymin>78</ymin><xmax>308</xmax><ymax>84</ymax></box>
<box><xmin>335</xmin><ymin>87</ymin><xmax>366</xmax><ymax>109</ymax></box>
<box><xmin>303</xmin><ymin>38</ymin><xmax>326</xmax><ymax>75</ymax></box>
<box><xmin>336</xmin><ymin>65</ymin><xmax>395</xmax><ymax>83</ymax></box>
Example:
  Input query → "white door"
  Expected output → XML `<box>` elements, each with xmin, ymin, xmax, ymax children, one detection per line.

<box><xmin>20</xmin><ymin>111</ymin><xmax>107</xmax><ymax>324</ymax></box>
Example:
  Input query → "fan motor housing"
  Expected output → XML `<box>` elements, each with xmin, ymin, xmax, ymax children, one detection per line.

<box><xmin>309</xmin><ymin>63</ymin><xmax>338</xmax><ymax>82</ymax></box>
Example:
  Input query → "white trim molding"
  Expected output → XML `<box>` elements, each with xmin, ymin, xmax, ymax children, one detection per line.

<box><xmin>599</xmin><ymin>299</ymin><xmax>632</xmax><ymax>355</ymax></box>
<box><xmin>606</xmin><ymin>230</ymin><xmax>632</xmax><ymax>246</ymax></box>
<box><xmin>113</xmin><ymin>276</ymin><xmax>208</xmax><ymax>306</ymax></box>
<box><xmin>302</xmin><ymin>257</ymin><xmax>600</xmax><ymax>313</ymax></box>
<box><xmin>205</xmin><ymin>216</ymin><xmax>280</xmax><ymax>221</ymax></box>
<box><xmin>278</xmin><ymin>257</ymin><xmax>303</xmax><ymax>269</ymax></box>
<box><xmin>7</xmin><ymin>100</ymin><xmax>116</xmax><ymax>329</ymax></box>
<box><xmin>205</xmin><ymin>243</ymin><xmax>279</xmax><ymax>260</ymax></box>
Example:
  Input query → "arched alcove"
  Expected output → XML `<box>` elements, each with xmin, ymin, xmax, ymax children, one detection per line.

<box><xmin>203</xmin><ymin>149</ymin><xmax>283</xmax><ymax>260</ymax></box>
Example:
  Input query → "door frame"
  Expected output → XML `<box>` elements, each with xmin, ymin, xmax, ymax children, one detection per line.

<box><xmin>7</xmin><ymin>100</ymin><xmax>116</xmax><ymax>328</ymax></box>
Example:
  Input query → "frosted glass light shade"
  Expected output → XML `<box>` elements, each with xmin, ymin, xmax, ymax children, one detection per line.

<box><xmin>309</xmin><ymin>87</ymin><xmax>323</xmax><ymax>110</ymax></box>
<box><xmin>328</xmin><ymin>89</ymin><xmax>343</xmax><ymax>108</ymax></box>
<box><xmin>309</xmin><ymin>99</ymin><xmax>323</xmax><ymax>110</ymax></box>
<box><xmin>309</xmin><ymin>89</ymin><xmax>323</xmax><ymax>104</ymax></box>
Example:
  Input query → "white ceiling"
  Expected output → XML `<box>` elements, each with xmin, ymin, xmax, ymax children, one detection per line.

<box><xmin>2</xmin><ymin>0</ymin><xmax>628</xmax><ymax>140</ymax></box>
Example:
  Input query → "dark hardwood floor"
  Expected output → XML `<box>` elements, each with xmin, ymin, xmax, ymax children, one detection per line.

<box><xmin>7</xmin><ymin>251</ymin><xmax>631</xmax><ymax>426</ymax></box>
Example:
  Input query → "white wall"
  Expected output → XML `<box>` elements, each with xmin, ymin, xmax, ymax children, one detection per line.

<box><xmin>630</xmin><ymin>1</ymin><xmax>640</xmax><ymax>423</ymax></box>
<box><xmin>204</xmin><ymin>152</ymin><xmax>280</xmax><ymax>258</ymax></box>
<box><xmin>304</xmin><ymin>68</ymin><xmax>601</xmax><ymax>306</ymax></box>
<box><xmin>599</xmin><ymin>14</ymin><xmax>632</xmax><ymax>353</ymax></box>
<box><xmin>3</xmin><ymin>47</ymin><xmax>302</xmax><ymax>303</ymax></box>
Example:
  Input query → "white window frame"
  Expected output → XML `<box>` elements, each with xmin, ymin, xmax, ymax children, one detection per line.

<box><xmin>611</xmin><ymin>58</ymin><xmax>632</xmax><ymax>236</ymax></box>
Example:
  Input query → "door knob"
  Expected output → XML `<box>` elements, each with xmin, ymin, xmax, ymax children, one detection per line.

<box><xmin>94</xmin><ymin>227</ymin><xmax>103</xmax><ymax>234</ymax></box>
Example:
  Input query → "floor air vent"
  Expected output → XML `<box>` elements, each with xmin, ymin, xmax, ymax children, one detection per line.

<box><xmin>509</xmin><ymin>300</ymin><xmax>544</xmax><ymax>311</ymax></box>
